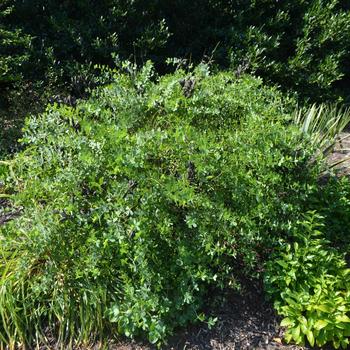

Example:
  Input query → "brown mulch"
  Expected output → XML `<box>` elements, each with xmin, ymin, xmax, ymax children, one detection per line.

<box><xmin>44</xmin><ymin>282</ymin><xmax>308</xmax><ymax>350</ymax></box>
<box><xmin>52</xmin><ymin>279</ymin><xmax>308</xmax><ymax>350</ymax></box>
<box><xmin>0</xmin><ymin>198</ymin><xmax>22</xmax><ymax>225</ymax></box>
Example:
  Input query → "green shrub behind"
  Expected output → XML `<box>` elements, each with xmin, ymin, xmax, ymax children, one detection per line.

<box><xmin>1</xmin><ymin>0</ymin><xmax>350</xmax><ymax>104</ymax></box>
<box><xmin>0</xmin><ymin>1</ymin><xmax>31</xmax><ymax>85</ymax></box>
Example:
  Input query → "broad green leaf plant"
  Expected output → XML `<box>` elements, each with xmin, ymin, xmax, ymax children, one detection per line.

<box><xmin>265</xmin><ymin>212</ymin><xmax>350</xmax><ymax>349</ymax></box>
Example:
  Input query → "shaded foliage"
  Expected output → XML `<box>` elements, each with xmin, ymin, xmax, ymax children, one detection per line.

<box><xmin>1</xmin><ymin>0</ymin><xmax>350</xmax><ymax>105</ymax></box>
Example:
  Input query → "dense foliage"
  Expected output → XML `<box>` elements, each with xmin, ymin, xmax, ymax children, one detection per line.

<box><xmin>265</xmin><ymin>212</ymin><xmax>350</xmax><ymax>349</ymax></box>
<box><xmin>0</xmin><ymin>1</ymin><xmax>30</xmax><ymax>84</ymax></box>
<box><xmin>0</xmin><ymin>64</ymin><xmax>329</xmax><ymax>347</ymax></box>
<box><xmin>1</xmin><ymin>1</ymin><xmax>350</xmax><ymax>345</ymax></box>
<box><xmin>1</xmin><ymin>0</ymin><xmax>350</xmax><ymax>107</ymax></box>
<box><xmin>0</xmin><ymin>2</ymin><xmax>32</xmax><ymax>155</ymax></box>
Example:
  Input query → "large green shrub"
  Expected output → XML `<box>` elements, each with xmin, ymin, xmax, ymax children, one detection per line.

<box><xmin>0</xmin><ymin>63</ymin><xmax>322</xmax><ymax>347</ymax></box>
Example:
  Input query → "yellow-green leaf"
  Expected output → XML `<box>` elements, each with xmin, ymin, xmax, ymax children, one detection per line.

<box><xmin>314</xmin><ymin>319</ymin><xmax>328</xmax><ymax>330</ymax></box>
<box><xmin>306</xmin><ymin>330</ymin><xmax>315</xmax><ymax>347</ymax></box>
<box><xmin>281</xmin><ymin>317</ymin><xmax>294</xmax><ymax>327</ymax></box>
<box><xmin>315</xmin><ymin>304</ymin><xmax>332</xmax><ymax>313</ymax></box>
<box><xmin>336</xmin><ymin>315</ymin><xmax>350</xmax><ymax>323</ymax></box>
<box><xmin>292</xmin><ymin>325</ymin><xmax>301</xmax><ymax>343</ymax></box>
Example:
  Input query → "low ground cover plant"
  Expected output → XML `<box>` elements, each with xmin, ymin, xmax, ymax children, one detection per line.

<box><xmin>0</xmin><ymin>62</ymin><xmax>349</xmax><ymax>348</ymax></box>
<box><xmin>265</xmin><ymin>211</ymin><xmax>350</xmax><ymax>349</ymax></box>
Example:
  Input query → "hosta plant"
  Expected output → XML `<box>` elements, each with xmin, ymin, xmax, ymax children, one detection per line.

<box><xmin>265</xmin><ymin>211</ymin><xmax>350</xmax><ymax>349</ymax></box>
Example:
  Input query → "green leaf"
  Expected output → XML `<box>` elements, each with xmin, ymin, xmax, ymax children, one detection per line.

<box><xmin>292</xmin><ymin>325</ymin><xmax>301</xmax><ymax>343</ymax></box>
<box><xmin>341</xmin><ymin>338</ymin><xmax>349</xmax><ymax>349</ymax></box>
<box><xmin>314</xmin><ymin>319</ymin><xmax>328</xmax><ymax>330</ymax></box>
<box><xmin>277</xmin><ymin>260</ymin><xmax>288</xmax><ymax>269</ymax></box>
<box><xmin>315</xmin><ymin>304</ymin><xmax>332</xmax><ymax>313</ymax></box>
<box><xmin>336</xmin><ymin>315</ymin><xmax>350</xmax><ymax>323</ymax></box>
<box><xmin>306</xmin><ymin>330</ymin><xmax>315</xmax><ymax>347</ymax></box>
<box><xmin>334</xmin><ymin>339</ymin><xmax>341</xmax><ymax>349</ymax></box>
<box><xmin>197</xmin><ymin>313</ymin><xmax>205</xmax><ymax>322</ymax></box>
<box><xmin>300</xmin><ymin>323</ymin><xmax>308</xmax><ymax>334</ymax></box>
<box><xmin>284</xmin><ymin>331</ymin><xmax>293</xmax><ymax>344</ymax></box>
<box><xmin>281</xmin><ymin>317</ymin><xmax>294</xmax><ymax>327</ymax></box>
